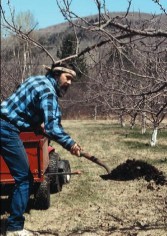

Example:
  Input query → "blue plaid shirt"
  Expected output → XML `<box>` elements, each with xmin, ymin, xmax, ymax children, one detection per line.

<box><xmin>0</xmin><ymin>75</ymin><xmax>75</xmax><ymax>150</ymax></box>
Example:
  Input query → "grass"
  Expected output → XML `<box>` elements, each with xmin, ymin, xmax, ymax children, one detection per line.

<box><xmin>51</xmin><ymin>118</ymin><xmax>167</xmax><ymax>188</ymax></box>
<box><xmin>53</xmin><ymin>118</ymin><xmax>166</xmax><ymax>160</ymax></box>
<box><xmin>47</xmin><ymin>120</ymin><xmax>167</xmax><ymax>235</ymax></box>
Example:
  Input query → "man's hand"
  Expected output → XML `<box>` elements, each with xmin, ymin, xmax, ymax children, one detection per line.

<box><xmin>70</xmin><ymin>143</ymin><xmax>82</xmax><ymax>157</ymax></box>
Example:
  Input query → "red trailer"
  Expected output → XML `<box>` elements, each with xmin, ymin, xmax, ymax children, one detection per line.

<box><xmin>0</xmin><ymin>131</ymin><xmax>72</xmax><ymax>209</ymax></box>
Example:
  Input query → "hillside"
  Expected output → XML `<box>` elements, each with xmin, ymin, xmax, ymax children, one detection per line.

<box><xmin>2</xmin><ymin>12</ymin><xmax>166</xmax><ymax>60</ymax></box>
<box><xmin>35</xmin><ymin>12</ymin><xmax>167</xmax><ymax>53</ymax></box>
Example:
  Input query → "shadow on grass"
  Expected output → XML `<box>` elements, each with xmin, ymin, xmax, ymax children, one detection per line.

<box><xmin>0</xmin><ymin>197</ymin><xmax>34</xmax><ymax>215</ymax></box>
<box><xmin>108</xmin><ymin>223</ymin><xmax>167</xmax><ymax>234</ymax></box>
<box><xmin>84</xmin><ymin>122</ymin><xmax>129</xmax><ymax>131</ymax></box>
<box><xmin>148</xmin><ymin>158</ymin><xmax>167</xmax><ymax>165</ymax></box>
<box><xmin>0</xmin><ymin>198</ymin><xmax>10</xmax><ymax>215</ymax></box>
<box><xmin>66</xmin><ymin>223</ymin><xmax>167</xmax><ymax>236</ymax></box>
<box><xmin>122</xmin><ymin>140</ymin><xmax>167</xmax><ymax>152</ymax></box>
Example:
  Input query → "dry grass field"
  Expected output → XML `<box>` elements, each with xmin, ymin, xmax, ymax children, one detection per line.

<box><xmin>1</xmin><ymin>120</ymin><xmax>167</xmax><ymax>236</ymax></box>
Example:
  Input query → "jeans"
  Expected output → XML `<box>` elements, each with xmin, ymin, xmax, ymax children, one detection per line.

<box><xmin>0</xmin><ymin>119</ymin><xmax>33</xmax><ymax>231</ymax></box>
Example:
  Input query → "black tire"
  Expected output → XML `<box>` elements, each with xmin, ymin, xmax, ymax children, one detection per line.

<box><xmin>34</xmin><ymin>176</ymin><xmax>50</xmax><ymax>210</ymax></box>
<box><xmin>48</xmin><ymin>151</ymin><xmax>62</xmax><ymax>193</ymax></box>
<box><xmin>59</xmin><ymin>160</ymin><xmax>71</xmax><ymax>185</ymax></box>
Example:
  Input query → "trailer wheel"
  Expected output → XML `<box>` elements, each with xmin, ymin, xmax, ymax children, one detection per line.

<box><xmin>48</xmin><ymin>151</ymin><xmax>62</xmax><ymax>193</ymax></box>
<box><xmin>59</xmin><ymin>160</ymin><xmax>71</xmax><ymax>185</ymax></box>
<box><xmin>34</xmin><ymin>176</ymin><xmax>50</xmax><ymax>210</ymax></box>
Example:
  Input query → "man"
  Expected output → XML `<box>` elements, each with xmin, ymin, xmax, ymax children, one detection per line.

<box><xmin>0</xmin><ymin>63</ymin><xmax>82</xmax><ymax>236</ymax></box>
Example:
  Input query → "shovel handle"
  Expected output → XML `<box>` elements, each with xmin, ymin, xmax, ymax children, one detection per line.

<box><xmin>80</xmin><ymin>152</ymin><xmax>111</xmax><ymax>174</ymax></box>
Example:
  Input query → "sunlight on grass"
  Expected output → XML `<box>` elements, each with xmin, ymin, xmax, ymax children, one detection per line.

<box><xmin>51</xmin><ymin>119</ymin><xmax>167</xmax><ymax>202</ymax></box>
<box><xmin>47</xmin><ymin>120</ymin><xmax>167</xmax><ymax>234</ymax></box>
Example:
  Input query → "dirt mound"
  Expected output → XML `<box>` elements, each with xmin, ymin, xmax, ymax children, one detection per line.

<box><xmin>101</xmin><ymin>159</ymin><xmax>167</xmax><ymax>185</ymax></box>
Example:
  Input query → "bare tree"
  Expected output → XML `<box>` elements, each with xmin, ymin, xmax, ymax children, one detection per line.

<box><xmin>1</xmin><ymin>0</ymin><xmax>167</xmax><ymax>144</ymax></box>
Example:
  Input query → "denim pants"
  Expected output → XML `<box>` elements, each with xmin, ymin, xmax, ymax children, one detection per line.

<box><xmin>0</xmin><ymin>119</ymin><xmax>33</xmax><ymax>231</ymax></box>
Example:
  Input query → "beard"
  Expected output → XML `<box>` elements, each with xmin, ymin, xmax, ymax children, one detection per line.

<box><xmin>57</xmin><ymin>84</ymin><xmax>69</xmax><ymax>97</ymax></box>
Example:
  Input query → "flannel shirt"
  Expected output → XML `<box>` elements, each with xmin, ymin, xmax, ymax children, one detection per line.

<box><xmin>0</xmin><ymin>75</ymin><xmax>75</xmax><ymax>150</ymax></box>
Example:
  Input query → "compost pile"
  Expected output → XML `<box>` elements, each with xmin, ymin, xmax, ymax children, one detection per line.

<box><xmin>101</xmin><ymin>159</ymin><xmax>167</xmax><ymax>185</ymax></box>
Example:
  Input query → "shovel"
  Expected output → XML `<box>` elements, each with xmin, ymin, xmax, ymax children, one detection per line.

<box><xmin>80</xmin><ymin>151</ymin><xmax>111</xmax><ymax>174</ymax></box>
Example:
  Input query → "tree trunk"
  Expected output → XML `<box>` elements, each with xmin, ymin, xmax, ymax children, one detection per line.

<box><xmin>141</xmin><ymin>112</ymin><xmax>146</xmax><ymax>134</ymax></box>
<box><xmin>22</xmin><ymin>49</ymin><xmax>27</xmax><ymax>83</ymax></box>
<box><xmin>94</xmin><ymin>105</ymin><xmax>97</xmax><ymax>120</ymax></box>
<box><xmin>119</xmin><ymin>112</ymin><xmax>125</xmax><ymax>127</ymax></box>
<box><xmin>130</xmin><ymin>113</ymin><xmax>137</xmax><ymax>129</ymax></box>
<box><xmin>150</xmin><ymin>127</ymin><xmax>158</xmax><ymax>147</ymax></box>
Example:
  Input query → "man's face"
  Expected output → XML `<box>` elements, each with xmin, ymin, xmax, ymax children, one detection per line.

<box><xmin>58</xmin><ymin>72</ymin><xmax>74</xmax><ymax>97</ymax></box>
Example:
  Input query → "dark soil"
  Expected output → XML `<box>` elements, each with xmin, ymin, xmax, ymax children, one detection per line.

<box><xmin>100</xmin><ymin>159</ymin><xmax>167</xmax><ymax>185</ymax></box>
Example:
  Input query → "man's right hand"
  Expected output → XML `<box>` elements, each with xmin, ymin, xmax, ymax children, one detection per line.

<box><xmin>70</xmin><ymin>143</ymin><xmax>82</xmax><ymax>157</ymax></box>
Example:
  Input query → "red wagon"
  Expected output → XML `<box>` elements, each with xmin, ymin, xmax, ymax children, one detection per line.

<box><xmin>0</xmin><ymin>131</ymin><xmax>72</xmax><ymax>209</ymax></box>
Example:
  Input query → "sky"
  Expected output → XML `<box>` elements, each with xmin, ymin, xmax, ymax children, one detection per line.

<box><xmin>2</xmin><ymin>0</ymin><xmax>167</xmax><ymax>29</ymax></box>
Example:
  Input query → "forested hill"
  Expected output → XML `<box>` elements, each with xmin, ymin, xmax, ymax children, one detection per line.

<box><xmin>36</xmin><ymin>12</ymin><xmax>166</xmax><ymax>53</ymax></box>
